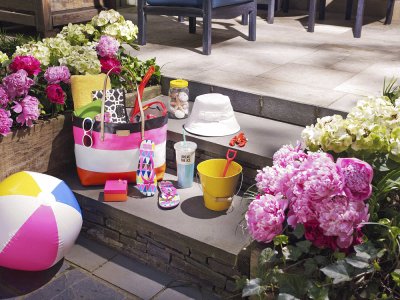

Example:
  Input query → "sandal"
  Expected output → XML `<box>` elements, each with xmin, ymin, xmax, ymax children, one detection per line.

<box><xmin>158</xmin><ymin>181</ymin><xmax>180</xmax><ymax>209</ymax></box>
<box><xmin>136</xmin><ymin>139</ymin><xmax>157</xmax><ymax>196</ymax></box>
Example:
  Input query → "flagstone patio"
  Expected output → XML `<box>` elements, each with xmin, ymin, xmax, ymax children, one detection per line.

<box><xmin>121</xmin><ymin>8</ymin><xmax>400</xmax><ymax>114</ymax></box>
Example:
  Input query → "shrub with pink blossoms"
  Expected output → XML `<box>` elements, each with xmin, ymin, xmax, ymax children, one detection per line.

<box><xmin>0</xmin><ymin>86</ymin><xmax>9</xmax><ymax>108</ymax></box>
<box><xmin>248</xmin><ymin>144</ymin><xmax>373</xmax><ymax>251</ymax></box>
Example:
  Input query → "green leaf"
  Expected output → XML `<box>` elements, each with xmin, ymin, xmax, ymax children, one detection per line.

<box><xmin>296</xmin><ymin>240</ymin><xmax>312</xmax><ymax>254</ymax></box>
<box><xmin>391</xmin><ymin>269</ymin><xmax>400</xmax><ymax>286</ymax></box>
<box><xmin>278</xmin><ymin>273</ymin><xmax>309</xmax><ymax>298</ymax></box>
<box><xmin>308</xmin><ymin>284</ymin><xmax>329</xmax><ymax>300</ymax></box>
<box><xmin>321</xmin><ymin>261</ymin><xmax>353</xmax><ymax>284</ymax></box>
<box><xmin>378</xmin><ymin>218</ymin><xmax>391</xmax><ymax>225</ymax></box>
<box><xmin>304</xmin><ymin>258</ymin><xmax>318</xmax><ymax>276</ymax></box>
<box><xmin>242</xmin><ymin>278</ymin><xmax>266</xmax><ymax>297</ymax></box>
<box><xmin>292</xmin><ymin>224</ymin><xmax>305</xmax><ymax>239</ymax></box>
<box><xmin>274</xmin><ymin>234</ymin><xmax>289</xmax><ymax>246</ymax></box>
<box><xmin>314</xmin><ymin>255</ymin><xmax>329</xmax><ymax>265</ymax></box>
<box><xmin>354</xmin><ymin>242</ymin><xmax>379</xmax><ymax>260</ymax></box>
<box><xmin>259</xmin><ymin>248</ymin><xmax>277</xmax><ymax>265</ymax></box>
<box><xmin>345</xmin><ymin>257</ymin><xmax>370</xmax><ymax>269</ymax></box>
<box><xmin>278</xmin><ymin>293</ymin><xmax>300</xmax><ymax>300</ymax></box>
<box><xmin>282</xmin><ymin>245</ymin><xmax>303</xmax><ymax>261</ymax></box>
<box><xmin>333</xmin><ymin>252</ymin><xmax>346</xmax><ymax>260</ymax></box>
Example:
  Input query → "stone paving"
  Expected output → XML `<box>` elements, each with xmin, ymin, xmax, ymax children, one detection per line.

<box><xmin>0</xmin><ymin>236</ymin><xmax>217</xmax><ymax>300</ymax></box>
<box><xmin>120</xmin><ymin>8</ymin><xmax>400</xmax><ymax>113</ymax></box>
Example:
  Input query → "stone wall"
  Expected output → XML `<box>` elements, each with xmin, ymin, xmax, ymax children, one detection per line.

<box><xmin>76</xmin><ymin>193</ymin><xmax>251</xmax><ymax>299</ymax></box>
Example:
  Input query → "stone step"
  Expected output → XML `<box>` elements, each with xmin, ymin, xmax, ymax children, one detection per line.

<box><xmin>60</xmin><ymin>169</ymin><xmax>251</xmax><ymax>298</ymax></box>
<box><xmin>152</xmin><ymin>95</ymin><xmax>305</xmax><ymax>188</ymax></box>
<box><xmin>161</xmin><ymin>75</ymin><xmax>347</xmax><ymax>127</ymax></box>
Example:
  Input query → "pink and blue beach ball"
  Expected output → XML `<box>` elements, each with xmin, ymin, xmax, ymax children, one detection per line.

<box><xmin>0</xmin><ymin>171</ymin><xmax>82</xmax><ymax>271</ymax></box>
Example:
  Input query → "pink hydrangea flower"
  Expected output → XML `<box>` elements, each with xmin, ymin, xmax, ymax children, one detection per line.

<box><xmin>96</xmin><ymin>35</ymin><xmax>120</xmax><ymax>58</ymax></box>
<box><xmin>12</xmin><ymin>95</ymin><xmax>39</xmax><ymax>127</ymax></box>
<box><xmin>337</xmin><ymin>158</ymin><xmax>373</xmax><ymax>201</ymax></box>
<box><xmin>9</xmin><ymin>55</ymin><xmax>41</xmax><ymax>76</ymax></box>
<box><xmin>0</xmin><ymin>86</ymin><xmax>9</xmax><ymax>107</ymax></box>
<box><xmin>44</xmin><ymin>66</ymin><xmax>71</xmax><ymax>84</ymax></box>
<box><xmin>246</xmin><ymin>194</ymin><xmax>288</xmax><ymax>243</ymax></box>
<box><xmin>0</xmin><ymin>108</ymin><xmax>13</xmax><ymax>136</ymax></box>
<box><xmin>2</xmin><ymin>69</ymin><xmax>35</xmax><ymax>99</ymax></box>
<box><xmin>316</xmin><ymin>195</ymin><xmax>369</xmax><ymax>249</ymax></box>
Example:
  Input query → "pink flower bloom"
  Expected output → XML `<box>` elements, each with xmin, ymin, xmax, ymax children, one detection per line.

<box><xmin>100</xmin><ymin>57</ymin><xmax>121</xmax><ymax>74</ymax></box>
<box><xmin>246</xmin><ymin>194</ymin><xmax>288</xmax><ymax>243</ymax></box>
<box><xmin>273</xmin><ymin>143</ymin><xmax>307</xmax><ymax>168</ymax></box>
<box><xmin>0</xmin><ymin>108</ymin><xmax>13</xmax><ymax>136</ymax></box>
<box><xmin>288</xmin><ymin>194</ymin><xmax>316</xmax><ymax>226</ymax></box>
<box><xmin>44</xmin><ymin>66</ymin><xmax>71</xmax><ymax>84</ymax></box>
<box><xmin>2</xmin><ymin>69</ymin><xmax>35</xmax><ymax>99</ymax></box>
<box><xmin>96</xmin><ymin>35</ymin><xmax>120</xmax><ymax>58</ymax></box>
<box><xmin>9</xmin><ymin>55</ymin><xmax>41</xmax><ymax>76</ymax></box>
<box><xmin>290</xmin><ymin>152</ymin><xmax>343</xmax><ymax>200</ymax></box>
<box><xmin>304</xmin><ymin>221</ymin><xmax>338</xmax><ymax>250</ymax></box>
<box><xmin>337</xmin><ymin>158</ymin><xmax>373</xmax><ymax>201</ymax></box>
<box><xmin>12</xmin><ymin>95</ymin><xmax>39</xmax><ymax>127</ymax></box>
<box><xmin>0</xmin><ymin>86</ymin><xmax>9</xmax><ymax>107</ymax></box>
<box><xmin>45</xmin><ymin>84</ymin><xmax>65</xmax><ymax>105</ymax></box>
<box><xmin>316</xmin><ymin>195</ymin><xmax>369</xmax><ymax>249</ymax></box>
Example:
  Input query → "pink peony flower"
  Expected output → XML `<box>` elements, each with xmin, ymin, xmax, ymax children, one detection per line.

<box><xmin>288</xmin><ymin>194</ymin><xmax>316</xmax><ymax>226</ymax></box>
<box><xmin>273</xmin><ymin>143</ymin><xmax>307</xmax><ymax>168</ymax></box>
<box><xmin>0</xmin><ymin>86</ymin><xmax>9</xmax><ymax>107</ymax></box>
<box><xmin>246</xmin><ymin>194</ymin><xmax>288</xmax><ymax>243</ymax></box>
<box><xmin>12</xmin><ymin>95</ymin><xmax>39</xmax><ymax>127</ymax></box>
<box><xmin>45</xmin><ymin>84</ymin><xmax>65</xmax><ymax>105</ymax></box>
<box><xmin>316</xmin><ymin>195</ymin><xmax>369</xmax><ymax>249</ymax></box>
<box><xmin>96</xmin><ymin>35</ymin><xmax>120</xmax><ymax>58</ymax></box>
<box><xmin>44</xmin><ymin>66</ymin><xmax>71</xmax><ymax>84</ymax></box>
<box><xmin>0</xmin><ymin>108</ymin><xmax>13</xmax><ymax>136</ymax></box>
<box><xmin>9</xmin><ymin>55</ymin><xmax>41</xmax><ymax>76</ymax></box>
<box><xmin>100</xmin><ymin>57</ymin><xmax>121</xmax><ymax>74</ymax></box>
<box><xmin>337</xmin><ymin>158</ymin><xmax>373</xmax><ymax>202</ymax></box>
<box><xmin>304</xmin><ymin>220</ymin><xmax>338</xmax><ymax>250</ymax></box>
<box><xmin>2</xmin><ymin>69</ymin><xmax>35</xmax><ymax>99</ymax></box>
<box><xmin>290</xmin><ymin>152</ymin><xmax>343</xmax><ymax>201</ymax></box>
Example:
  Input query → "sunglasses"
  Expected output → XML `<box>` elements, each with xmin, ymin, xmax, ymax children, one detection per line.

<box><xmin>82</xmin><ymin>117</ymin><xmax>94</xmax><ymax>148</ymax></box>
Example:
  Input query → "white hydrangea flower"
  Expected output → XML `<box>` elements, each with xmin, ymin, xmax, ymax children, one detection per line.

<box><xmin>14</xmin><ymin>41</ymin><xmax>51</xmax><ymax>66</ymax></box>
<box><xmin>0</xmin><ymin>51</ymin><xmax>9</xmax><ymax>64</ymax></box>
<box><xmin>59</xmin><ymin>45</ymin><xmax>100</xmax><ymax>75</ymax></box>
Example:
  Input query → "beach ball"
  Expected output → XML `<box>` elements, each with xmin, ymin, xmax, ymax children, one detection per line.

<box><xmin>0</xmin><ymin>171</ymin><xmax>82</xmax><ymax>271</ymax></box>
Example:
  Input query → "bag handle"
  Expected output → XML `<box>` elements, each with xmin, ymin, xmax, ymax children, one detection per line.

<box><xmin>100</xmin><ymin>66</ymin><xmax>145</xmax><ymax>141</ymax></box>
<box><xmin>130</xmin><ymin>66</ymin><xmax>155</xmax><ymax>121</ymax></box>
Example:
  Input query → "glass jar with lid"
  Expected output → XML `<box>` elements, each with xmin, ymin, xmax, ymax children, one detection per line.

<box><xmin>169</xmin><ymin>79</ymin><xmax>189</xmax><ymax>119</ymax></box>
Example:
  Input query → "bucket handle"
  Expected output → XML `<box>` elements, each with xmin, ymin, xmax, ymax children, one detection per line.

<box><xmin>196</xmin><ymin>172</ymin><xmax>244</xmax><ymax>203</ymax></box>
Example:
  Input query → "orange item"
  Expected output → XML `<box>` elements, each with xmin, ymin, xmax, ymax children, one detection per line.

<box><xmin>104</xmin><ymin>180</ymin><xmax>128</xmax><ymax>202</ymax></box>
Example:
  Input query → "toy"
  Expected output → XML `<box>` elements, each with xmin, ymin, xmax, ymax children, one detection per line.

<box><xmin>0</xmin><ymin>171</ymin><xmax>82</xmax><ymax>271</ymax></box>
<box><xmin>229</xmin><ymin>132</ymin><xmax>248</xmax><ymax>147</ymax></box>
<box><xmin>104</xmin><ymin>180</ymin><xmax>128</xmax><ymax>201</ymax></box>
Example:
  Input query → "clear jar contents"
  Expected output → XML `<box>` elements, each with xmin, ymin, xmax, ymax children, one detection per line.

<box><xmin>169</xmin><ymin>79</ymin><xmax>189</xmax><ymax>119</ymax></box>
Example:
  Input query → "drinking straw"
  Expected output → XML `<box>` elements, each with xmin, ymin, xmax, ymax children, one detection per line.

<box><xmin>182</xmin><ymin>127</ymin><xmax>187</xmax><ymax>147</ymax></box>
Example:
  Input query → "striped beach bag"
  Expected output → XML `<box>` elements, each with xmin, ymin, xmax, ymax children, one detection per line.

<box><xmin>72</xmin><ymin>68</ymin><xmax>167</xmax><ymax>186</ymax></box>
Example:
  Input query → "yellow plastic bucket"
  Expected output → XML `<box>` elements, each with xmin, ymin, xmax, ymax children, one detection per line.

<box><xmin>197</xmin><ymin>159</ymin><xmax>242</xmax><ymax>211</ymax></box>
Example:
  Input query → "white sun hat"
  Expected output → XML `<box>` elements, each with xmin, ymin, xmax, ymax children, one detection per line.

<box><xmin>184</xmin><ymin>93</ymin><xmax>240</xmax><ymax>137</ymax></box>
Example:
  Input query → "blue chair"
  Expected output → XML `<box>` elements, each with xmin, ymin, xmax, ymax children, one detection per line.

<box><xmin>137</xmin><ymin>0</ymin><xmax>257</xmax><ymax>55</ymax></box>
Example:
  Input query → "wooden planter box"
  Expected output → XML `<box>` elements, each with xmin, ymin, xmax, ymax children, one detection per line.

<box><xmin>0</xmin><ymin>114</ymin><xmax>75</xmax><ymax>182</ymax></box>
<box><xmin>0</xmin><ymin>0</ymin><xmax>118</xmax><ymax>37</ymax></box>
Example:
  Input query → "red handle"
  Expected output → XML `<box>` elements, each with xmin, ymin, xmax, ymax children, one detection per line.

<box><xmin>130</xmin><ymin>66</ymin><xmax>156</xmax><ymax>122</ymax></box>
<box><xmin>222</xmin><ymin>149</ymin><xmax>237</xmax><ymax>177</ymax></box>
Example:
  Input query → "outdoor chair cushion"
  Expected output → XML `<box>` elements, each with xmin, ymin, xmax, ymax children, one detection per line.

<box><xmin>146</xmin><ymin>0</ymin><xmax>251</xmax><ymax>8</ymax></box>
